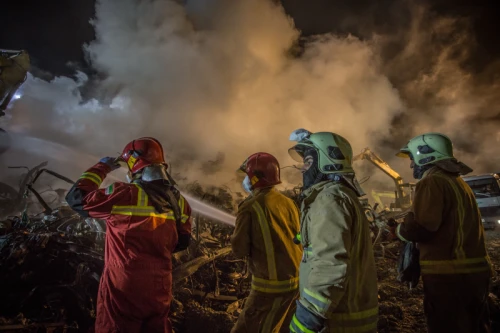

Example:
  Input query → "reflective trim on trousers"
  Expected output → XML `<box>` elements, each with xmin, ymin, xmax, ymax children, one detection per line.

<box><xmin>330</xmin><ymin>306</ymin><xmax>378</xmax><ymax>333</ymax></box>
<box><xmin>420</xmin><ymin>256</ymin><xmax>492</xmax><ymax>274</ymax></box>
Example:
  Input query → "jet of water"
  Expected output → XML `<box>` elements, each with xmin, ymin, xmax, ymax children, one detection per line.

<box><xmin>2</xmin><ymin>132</ymin><xmax>236</xmax><ymax>226</ymax></box>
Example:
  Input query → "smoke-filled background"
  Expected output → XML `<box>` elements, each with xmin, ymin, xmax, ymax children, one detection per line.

<box><xmin>0</xmin><ymin>0</ymin><xmax>499</xmax><ymax>199</ymax></box>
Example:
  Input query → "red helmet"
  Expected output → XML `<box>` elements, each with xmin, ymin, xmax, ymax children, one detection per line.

<box><xmin>239</xmin><ymin>152</ymin><xmax>281</xmax><ymax>190</ymax></box>
<box><xmin>120</xmin><ymin>137</ymin><xmax>166</xmax><ymax>174</ymax></box>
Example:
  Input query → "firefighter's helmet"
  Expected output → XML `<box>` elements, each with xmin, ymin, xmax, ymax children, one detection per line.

<box><xmin>288</xmin><ymin>129</ymin><xmax>354</xmax><ymax>174</ymax></box>
<box><xmin>396</xmin><ymin>132</ymin><xmax>454</xmax><ymax>166</ymax></box>
<box><xmin>121</xmin><ymin>137</ymin><xmax>166</xmax><ymax>174</ymax></box>
<box><xmin>239</xmin><ymin>152</ymin><xmax>281</xmax><ymax>190</ymax></box>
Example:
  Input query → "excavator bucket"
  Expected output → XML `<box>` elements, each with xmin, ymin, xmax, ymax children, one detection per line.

<box><xmin>0</xmin><ymin>49</ymin><xmax>30</xmax><ymax>116</ymax></box>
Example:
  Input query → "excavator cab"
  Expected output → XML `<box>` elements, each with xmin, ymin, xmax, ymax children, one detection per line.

<box><xmin>0</xmin><ymin>49</ymin><xmax>30</xmax><ymax>117</ymax></box>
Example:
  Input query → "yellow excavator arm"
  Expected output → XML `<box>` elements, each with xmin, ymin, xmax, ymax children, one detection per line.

<box><xmin>0</xmin><ymin>49</ymin><xmax>30</xmax><ymax>116</ymax></box>
<box><xmin>353</xmin><ymin>147</ymin><xmax>415</xmax><ymax>210</ymax></box>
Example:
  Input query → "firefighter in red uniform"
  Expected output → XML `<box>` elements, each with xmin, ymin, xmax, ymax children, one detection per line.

<box><xmin>65</xmin><ymin>137</ymin><xmax>192</xmax><ymax>333</ymax></box>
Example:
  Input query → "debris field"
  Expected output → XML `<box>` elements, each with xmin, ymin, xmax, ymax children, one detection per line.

<box><xmin>0</xmin><ymin>165</ymin><xmax>499</xmax><ymax>333</ymax></box>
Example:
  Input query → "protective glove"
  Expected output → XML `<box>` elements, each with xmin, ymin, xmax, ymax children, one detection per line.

<box><xmin>290</xmin><ymin>301</ymin><xmax>326</xmax><ymax>333</ymax></box>
<box><xmin>99</xmin><ymin>157</ymin><xmax>120</xmax><ymax>171</ymax></box>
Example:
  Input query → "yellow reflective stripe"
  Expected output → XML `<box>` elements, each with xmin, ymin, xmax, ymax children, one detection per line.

<box><xmin>253</xmin><ymin>202</ymin><xmax>277</xmax><ymax>280</ymax></box>
<box><xmin>330</xmin><ymin>306</ymin><xmax>378</xmax><ymax>332</ymax></box>
<box><xmin>251</xmin><ymin>276</ymin><xmax>299</xmax><ymax>293</ymax></box>
<box><xmin>179</xmin><ymin>196</ymin><xmax>185</xmax><ymax>212</ymax></box>
<box><xmin>80</xmin><ymin>172</ymin><xmax>102</xmax><ymax>186</ymax></box>
<box><xmin>135</xmin><ymin>184</ymin><xmax>147</xmax><ymax>207</ymax></box>
<box><xmin>290</xmin><ymin>315</ymin><xmax>315</xmax><ymax>333</ymax></box>
<box><xmin>450</xmin><ymin>179</ymin><xmax>466</xmax><ymax>259</ymax></box>
<box><xmin>253</xmin><ymin>276</ymin><xmax>299</xmax><ymax>285</ymax></box>
<box><xmin>331</xmin><ymin>306</ymin><xmax>378</xmax><ymax>321</ymax></box>
<box><xmin>395</xmin><ymin>223</ymin><xmax>410</xmax><ymax>242</ymax></box>
<box><xmin>353</xmin><ymin>201</ymin><xmax>364</xmax><ymax>305</ymax></box>
<box><xmin>420</xmin><ymin>256</ymin><xmax>490</xmax><ymax>265</ymax></box>
<box><xmin>421</xmin><ymin>266</ymin><xmax>491</xmax><ymax>274</ymax></box>
<box><xmin>261</xmin><ymin>296</ymin><xmax>282</xmax><ymax>333</ymax></box>
<box><xmin>178</xmin><ymin>196</ymin><xmax>190</xmax><ymax>223</ymax></box>
<box><xmin>303</xmin><ymin>288</ymin><xmax>331</xmax><ymax>313</ymax></box>
<box><xmin>433</xmin><ymin>174</ymin><xmax>466</xmax><ymax>259</ymax></box>
<box><xmin>110</xmin><ymin>206</ymin><xmax>176</xmax><ymax>219</ymax></box>
<box><xmin>420</xmin><ymin>256</ymin><xmax>491</xmax><ymax>274</ymax></box>
<box><xmin>331</xmin><ymin>321</ymin><xmax>377</xmax><ymax>333</ymax></box>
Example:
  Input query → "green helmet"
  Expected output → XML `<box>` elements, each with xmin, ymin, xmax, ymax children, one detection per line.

<box><xmin>396</xmin><ymin>132</ymin><xmax>454</xmax><ymax>166</ymax></box>
<box><xmin>288</xmin><ymin>129</ymin><xmax>354</xmax><ymax>174</ymax></box>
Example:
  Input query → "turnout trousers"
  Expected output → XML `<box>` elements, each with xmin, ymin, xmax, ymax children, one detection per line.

<box><xmin>422</xmin><ymin>273</ymin><xmax>491</xmax><ymax>333</ymax></box>
<box><xmin>231</xmin><ymin>290</ymin><xmax>298</xmax><ymax>333</ymax></box>
<box><xmin>95</xmin><ymin>266</ymin><xmax>173</xmax><ymax>333</ymax></box>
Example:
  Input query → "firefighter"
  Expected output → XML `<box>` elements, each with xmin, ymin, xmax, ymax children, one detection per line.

<box><xmin>394</xmin><ymin>132</ymin><xmax>492</xmax><ymax>333</ymax></box>
<box><xmin>231</xmin><ymin>152</ymin><xmax>302</xmax><ymax>333</ymax></box>
<box><xmin>287</xmin><ymin>129</ymin><xmax>378</xmax><ymax>333</ymax></box>
<box><xmin>65</xmin><ymin>137</ymin><xmax>192</xmax><ymax>333</ymax></box>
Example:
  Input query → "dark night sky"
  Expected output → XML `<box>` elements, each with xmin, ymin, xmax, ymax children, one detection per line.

<box><xmin>1</xmin><ymin>0</ymin><xmax>499</xmax><ymax>77</ymax></box>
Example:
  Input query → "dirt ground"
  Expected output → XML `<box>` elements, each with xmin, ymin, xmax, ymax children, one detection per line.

<box><xmin>176</xmin><ymin>229</ymin><xmax>500</xmax><ymax>333</ymax></box>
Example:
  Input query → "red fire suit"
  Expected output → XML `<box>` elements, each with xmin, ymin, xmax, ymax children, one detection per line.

<box><xmin>66</xmin><ymin>162</ymin><xmax>192</xmax><ymax>333</ymax></box>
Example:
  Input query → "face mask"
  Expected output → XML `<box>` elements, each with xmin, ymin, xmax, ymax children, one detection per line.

<box><xmin>242</xmin><ymin>175</ymin><xmax>253</xmax><ymax>193</ymax></box>
<box><xmin>302</xmin><ymin>149</ymin><xmax>326</xmax><ymax>190</ymax></box>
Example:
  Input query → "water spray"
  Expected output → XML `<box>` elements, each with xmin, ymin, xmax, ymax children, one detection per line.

<box><xmin>4</xmin><ymin>132</ymin><xmax>237</xmax><ymax>227</ymax></box>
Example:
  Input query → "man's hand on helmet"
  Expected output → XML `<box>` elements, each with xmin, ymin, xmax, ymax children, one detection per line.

<box><xmin>99</xmin><ymin>157</ymin><xmax>121</xmax><ymax>171</ymax></box>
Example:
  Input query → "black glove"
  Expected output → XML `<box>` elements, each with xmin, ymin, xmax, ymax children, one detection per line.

<box><xmin>99</xmin><ymin>157</ymin><xmax>120</xmax><ymax>171</ymax></box>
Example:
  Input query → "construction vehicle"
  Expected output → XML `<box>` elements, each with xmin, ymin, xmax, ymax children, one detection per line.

<box><xmin>0</xmin><ymin>49</ymin><xmax>29</xmax><ymax>155</ymax></box>
<box><xmin>462</xmin><ymin>173</ymin><xmax>500</xmax><ymax>230</ymax></box>
<box><xmin>0</xmin><ymin>49</ymin><xmax>30</xmax><ymax>116</ymax></box>
<box><xmin>353</xmin><ymin>147</ymin><xmax>416</xmax><ymax>211</ymax></box>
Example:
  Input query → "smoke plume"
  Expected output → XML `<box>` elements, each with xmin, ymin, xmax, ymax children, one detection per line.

<box><xmin>1</xmin><ymin>0</ymin><xmax>499</xmax><ymax>198</ymax></box>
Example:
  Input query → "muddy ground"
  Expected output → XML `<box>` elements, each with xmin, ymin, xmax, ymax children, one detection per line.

<box><xmin>176</xmin><ymin>229</ymin><xmax>500</xmax><ymax>333</ymax></box>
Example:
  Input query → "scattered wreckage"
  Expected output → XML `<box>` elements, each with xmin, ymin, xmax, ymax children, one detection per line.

<box><xmin>0</xmin><ymin>162</ymin><xmax>423</xmax><ymax>332</ymax></box>
<box><xmin>0</xmin><ymin>164</ymin><xmax>250</xmax><ymax>332</ymax></box>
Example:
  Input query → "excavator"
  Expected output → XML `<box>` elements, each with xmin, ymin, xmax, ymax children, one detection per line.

<box><xmin>0</xmin><ymin>49</ymin><xmax>29</xmax><ymax>116</ymax></box>
<box><xmin>353</xmin><ymin>148</ymin><xmax>416</xmax><ymax>251</ymax></box>
<box><xmin>353</xmin><ymin>147</ymin><xmax>415</xmax><ymax>211</ymax></box>
<box><xmin>0</xmin><ymin>48</ymin><xmax>30</xmax><ymax>155</ymax></box>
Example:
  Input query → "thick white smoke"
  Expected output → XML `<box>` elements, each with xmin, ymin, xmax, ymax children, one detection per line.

<box><xmin>1</xmin><ymin>0</ymin><xmax>403</xmax><ymax>192</ymax></box>
<box><xmin>4</xmin><ymin>0</ymin><xmax>498</xmax><ymax>207</ymax></box>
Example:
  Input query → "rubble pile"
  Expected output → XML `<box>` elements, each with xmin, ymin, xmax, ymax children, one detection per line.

<box><xmin>0</xmin><ymin>169</ymin><xmax>499</xmax><ymax>332</ymax></box>
<box><xmin>0</xmin><ymin>178</ymin><xmax>251</xmax><ymax>332</ymax></box>
<box><xmin>0</xmin><ymin>209</ymin><xmax>104</xmax><ymax>332</ymax></box>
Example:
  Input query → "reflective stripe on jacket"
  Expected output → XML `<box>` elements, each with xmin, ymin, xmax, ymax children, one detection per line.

<box><xmin>231</xmin><ymin>187</ymin><xmax>302</xmax><ymax>293</ymax></box>
<box><xmin>66</xmin><ymin>162</ymin><xmax>192</xmax><ymax>270</ymax></box>
<box><xmin>298</xmin><ymin>181</ymin><xmax>378</xmax><ymax>333</ymax></box>
<box><xmin>397</xmin><ymin>167</ymin><xmax>492</xmax><ymax>276</ymax></box>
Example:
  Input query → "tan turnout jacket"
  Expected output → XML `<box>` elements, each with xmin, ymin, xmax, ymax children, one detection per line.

<box><xmin>297</xmin><ymin>181</ymin><xmax>379</xmax><ymax>333</ymax></box>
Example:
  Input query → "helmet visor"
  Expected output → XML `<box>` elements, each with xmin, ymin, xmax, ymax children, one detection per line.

<box><xmin>396</xmin><ymin>145</ymin><xmax>411</xmax><ymax>158</ymax></box>
<box><xmin>237</xmin><ymin>158</ymin><xmax>248</xmax><ymax>174</ymax></box>
<box><xmin>288</xmin><ymin>145</ymin><xmax>306</xmax><ymax>163</ymax></box>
